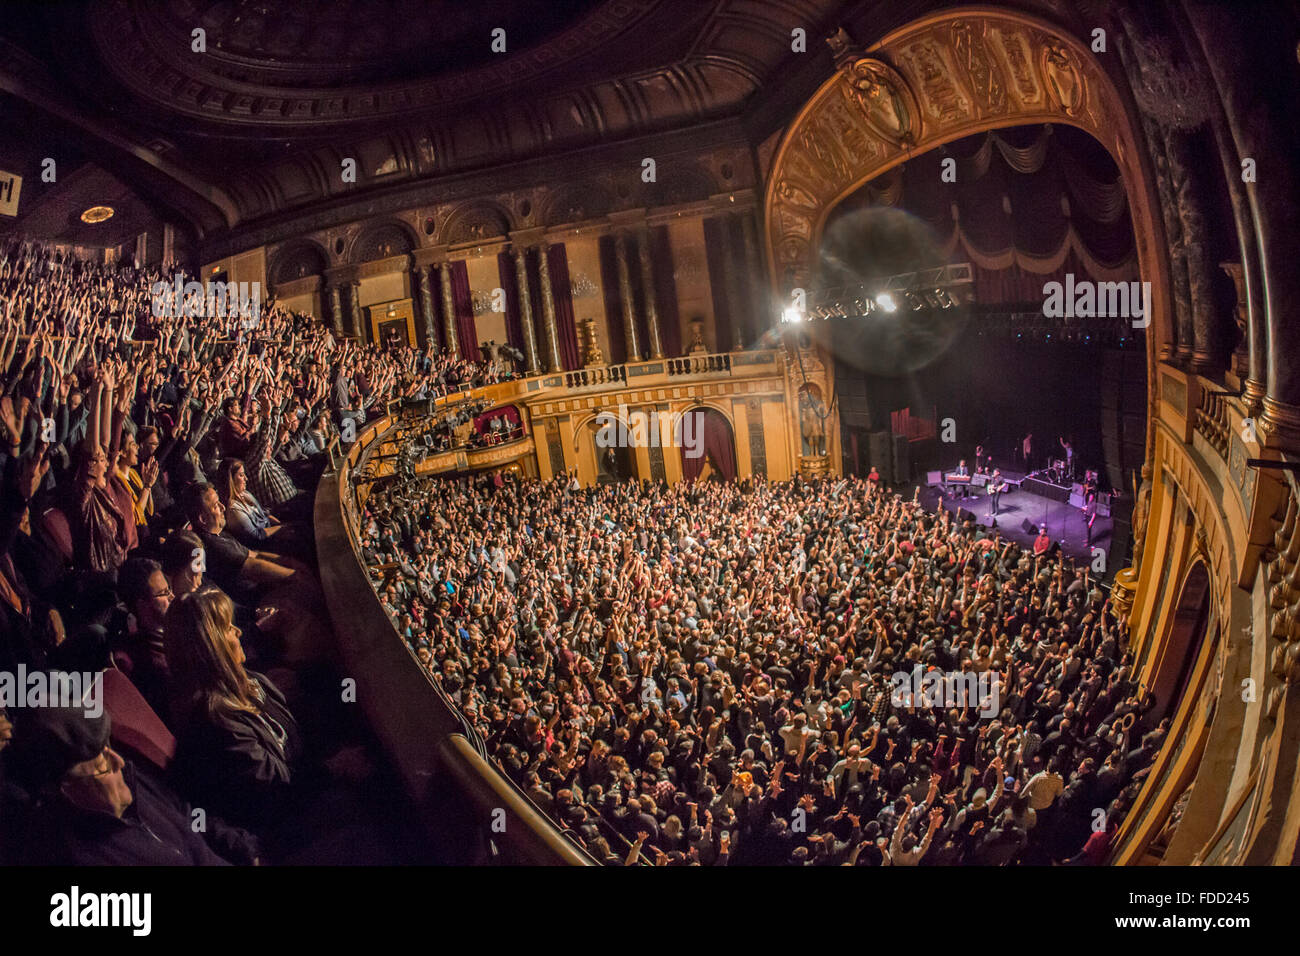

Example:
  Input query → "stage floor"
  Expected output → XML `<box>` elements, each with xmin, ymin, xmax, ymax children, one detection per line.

<box><xmin>916</xmin><ymin>481</ymin><xmax>1111</xmax><ymax>565</ymax></box>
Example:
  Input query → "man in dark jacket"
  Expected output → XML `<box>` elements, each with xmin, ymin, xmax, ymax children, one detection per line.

<box><xmin>10</xmin><ymin>705</ymin><xmax>258</xmax><ymax>865</ymax></box>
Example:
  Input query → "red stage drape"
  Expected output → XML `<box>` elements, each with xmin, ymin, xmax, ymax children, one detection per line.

<box><xmin>651</xmin><ymin>225</ymin><xmax>683</xmax><ymax>357</ymax></box>
<box><xmin>598</xmin><ymin>235</ymin><xmax>628</xmax><ymax>363</ymax></box>
<box><xmin>449</xmin><ymin>260</ymin><xmax>481</xmax><ymax>362</ymax></box>
<box><xmin>822</xmin><ymin>124</ymin><xmax>1138</xmax><ymax>304</ymax></box>
<box><xmin>497</xmin><ymin>252</ymin><xmax>525</xmax><ymax>354</ymax></box>
<box><xmin>680</xmin><ymin>408</ymin><xmax>736</xmax><ymax>481</ymax></box>
<box><xmin>546</xmin><ymin>244</ymin><xmax>582</xmax><ymax>371</ymax></box>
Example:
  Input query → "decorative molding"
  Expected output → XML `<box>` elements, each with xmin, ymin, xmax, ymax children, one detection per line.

<box><xmin>763</xmin><ymin>8</ymin><xmax>1164</xmax><ymax>379</ymax></box>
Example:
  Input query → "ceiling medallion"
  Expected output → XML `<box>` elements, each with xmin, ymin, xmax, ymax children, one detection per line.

<box><xmin>80</xmin><ymin>206</ymin><xmax>115</xmax><ymax>224</ymax></box>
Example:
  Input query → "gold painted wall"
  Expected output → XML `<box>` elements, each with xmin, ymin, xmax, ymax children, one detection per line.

<box><xmin>359</xmin><ymin>271</ymin><xmax>408</xmax><ymax>308</ymax></box>
<box><xmin>666</xmin><ymin>219</ymin><xmax>715</xmax><ymax>353</ymax></box>
<box><xmin>563</xmin><ymin>235</ymin><xmax>610</xmax><ymax>363</ymax></box>
<box><xmin>465</xmin><ymin>253</ymin><xmax>507</xmax><ymax>348</ymax></box>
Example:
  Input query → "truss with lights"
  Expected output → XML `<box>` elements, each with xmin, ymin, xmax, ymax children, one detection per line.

<box><xmin>783</xmin><ymin>264</ymin><xmax>976</xmax><ymax>323</ymax></box>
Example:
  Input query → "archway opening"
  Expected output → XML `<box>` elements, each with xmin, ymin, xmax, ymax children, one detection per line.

<box><xmin>1153</xmin><ymin>561</ymin><xmax>1212</xmax><ymax>723</ymax></box>
<box><xmin>680</xmin><ymin>407</ymin><xmax>736</xmax><ymax>482</ymax></box>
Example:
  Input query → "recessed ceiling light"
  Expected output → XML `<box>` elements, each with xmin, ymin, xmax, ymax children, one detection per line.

<box><xmin>80</xmin><ymin>206</ymin><xmax>114</xmax><ymax>223</ymax></box>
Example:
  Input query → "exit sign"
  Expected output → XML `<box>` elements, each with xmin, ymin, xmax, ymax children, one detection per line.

<box><xmin>0</xmin><ymin>170</ymin><xmax>21</xmax><ymax>217</ymax></box>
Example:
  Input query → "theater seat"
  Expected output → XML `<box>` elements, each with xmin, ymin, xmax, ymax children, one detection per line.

<box><xmin>99</xmin><ymin>668</ymin><xmax>177</xmax><ymax>771</ymax></box>
<box><xmin>38</xmin><ymin>507</ymin><xmax>74</xmax><ymax>564</ymax></box>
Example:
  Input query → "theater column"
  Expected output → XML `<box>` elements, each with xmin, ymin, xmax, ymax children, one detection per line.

<box><xmin>514</xmin><ymin>246</ymin><xmax>541</xmax><ymax>374</ymax></box>
<box><xmin>327</xmin><ymin>284</ymin><xmax>344</xmax><ymax>338</ymax></box>
<box><xmin>417</xmin><ymin>265</ymin><xmax>436</xmax><ymax>349</ymax></box>
<box><xmin>537</xmin><ymin>243</ymin><xmax>562</xmax><ymax>373</ymax></box>
<box><xmin>724</xmin><ymin>217</ymin><xmax>747</xmax><ymax>351</ymax></box>
<box><xmin>638</xmin><ymin>224</ymin><xmax>663</xmax><ymax>359</ymax></box>
<box><xmin>349</xmin><ymin>280</ymin><xmax>364</xmax><ymax>341</ymax></box>
<box><xmin>1186</xmin><ymin>3</ymin><xmax>1297</xmax><ymax>439</ymax></box>
<box><xmin>616</xmin><ymin>233</ymin><xmax>641</xmax><ymax>361</ymax></box>
<box><xmin>439</xmin><ymin>260</ymin><xmax>459</xmax><ymax>359</ymax></box>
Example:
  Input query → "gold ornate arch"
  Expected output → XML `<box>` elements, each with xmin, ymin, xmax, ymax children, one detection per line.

<box><xmin>763</xmin><ymin>7</ymin><xmax>1173</xmax><ymax>372</ymax></box>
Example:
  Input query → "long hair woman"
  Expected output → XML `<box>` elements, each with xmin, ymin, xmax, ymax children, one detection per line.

<box><xmin>164</xmin><ymin>584</ymin><xmax>301</xmax><ymax>831</ymax></box>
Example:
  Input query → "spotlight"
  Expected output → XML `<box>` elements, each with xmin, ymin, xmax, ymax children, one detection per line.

<box><xmin>875</xmin><ymin>293</ymin><xmax>898</xmax><ymax>313</ymax></box>
<box><xmin>783</xmin><ymin>307</ymin><xmax>804</xmax><ymax>324</ymax></box>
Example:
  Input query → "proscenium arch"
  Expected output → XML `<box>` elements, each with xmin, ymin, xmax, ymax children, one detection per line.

<box><xmin>763</xmin><ymin>7</ymin><xmax>1172</xmax><ymax>462</ymax></box>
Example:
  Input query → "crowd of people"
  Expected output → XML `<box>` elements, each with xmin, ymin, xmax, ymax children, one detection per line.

<box><xmin>0</xmin><ymin>238</ymin><xmax>506</xmax><ymax>864</ymax></box>
<box><xmin>1</xmin><ymin>236</ymin><xmax>1162</xmax><ymax>868</ymax></box>
<box><xmin>364</xmin><ymin>472</ymin><xmax>1161</xmax><ymax>866</ymax></box>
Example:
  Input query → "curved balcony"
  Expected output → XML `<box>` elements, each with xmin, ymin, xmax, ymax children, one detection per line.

<box><xmin>314</xmin><ymin>350</ymin><xmax>773</xmax><ymax>863</ymax></box>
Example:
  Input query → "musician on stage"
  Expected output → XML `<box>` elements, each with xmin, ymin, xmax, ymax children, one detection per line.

<box><xmin>1083</xmin><ymin>491</ymin><xmax>1098</xmax><ymax>546</ymax></box>
<box><xmin>951</xmin><ymin>459</ymin><xmax>970</xmax><ymax>498</ymax></box>
<box><xmin>988</xmin><ymin>468</ymin><xmax>1007</xmax><ymax>516</ymax></box>
<box><xmin>1059</xmin><ymin>436</ymin><xmax>1075</xmax><ymax>480</ymax></box>
<box><xmin>974</xmin><ymin>444</ymin><xmax>990</xmax><ymax>476</ymax></box>
<box><xmin>1021</xmin><ymin>432</ymin><xmax>1033</xmax><ymax>470</ymax></box>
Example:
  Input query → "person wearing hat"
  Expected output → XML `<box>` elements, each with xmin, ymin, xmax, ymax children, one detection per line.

<box><xmin>9</xmin><ymin>704</ymin><xmax>258</xmax><ymax>865</ymax></box>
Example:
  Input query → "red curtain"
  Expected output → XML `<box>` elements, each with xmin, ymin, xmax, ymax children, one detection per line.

<box><xmin>449</xmin><ymin>260</ymin><xmax>481</xmax><ymax>362</ymax></box>
<box><xmin>546</xmin><ymin>244</ymin><xmax>582</xmax><ymax>371</ymax></box>
<box><xmin>497</xmin><ymin>252</ymin><xmax>525</xmax><ymax>354</ymax></box>
<box><xmin>680</xmin><ymin>408</ymin><xmax>736</xmax><ymax>482</ymax></box>
<box><xmin>473</xmin><ymin>404</ymin><xmax>523</xmax><ymax>436</ymax></box>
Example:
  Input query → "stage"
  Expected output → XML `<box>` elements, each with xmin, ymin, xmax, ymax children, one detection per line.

<box><xmin>915</xmin><ymin>469</ymin><xmax>1112</xmax><ymax>565</ymax></box>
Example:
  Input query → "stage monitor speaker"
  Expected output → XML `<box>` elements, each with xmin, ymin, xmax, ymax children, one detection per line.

<box><xmin>1069</xmin><ymin>491</ymin><xmax>1085</xmax><ymax>508</ymax></box>
<box><xmin>891</xmin><ymin>434</ymin><xmax>911</xmax><ymax>485</ymax></box>
<box><xmin>972</xmin><ymin>473</ymin><xmax>989</xmax><ymax>488</ymax></box>
<box><xmin>957</xmin><ymin>509</ymin><xmax>976</xmax><ymax>525</ymax></box>
<box><xmin>1098</xmin><ymin>494</ymin><xmax>1111</xmax><ymax>517</ymax></box>
<box><xmin>927</xmin><ymin>470</ymin><xmax>943</xmax><ymax>486</ymax></box>
<box><xmin>1107</xmin><ymin>516</ymin><xmax>1131</xmax><ymax>574</ymax></box>
<box><xmin>1021</xmin><ymin>519</ymin><xmax>1038</xmax><ymax>535</ymax></box>
<box><xmin>867</xmin><ymin>430</ymin><xmax>893</xmax><ymax>480</ymax></box>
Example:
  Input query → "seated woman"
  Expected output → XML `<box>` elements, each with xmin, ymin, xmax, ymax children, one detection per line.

<box><xmin>214</xmin><ymin>458</ymin><xmax>311</xmax><ymax>563</ymax></box>
<box><xmin>164</xmin><ymin>585</ymin><xmax>302</xmax><ymax>832</ymax></box>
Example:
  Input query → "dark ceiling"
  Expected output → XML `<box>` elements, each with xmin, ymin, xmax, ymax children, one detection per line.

<box><xmin>0</xmin><ymin>0</ymin><xmax>859</xmax><ymax>248</ymax></box>
<box><xmin>0</xmin><ymin>0</ymin><xmax>1080</xmax><ymax>251</ymax></box>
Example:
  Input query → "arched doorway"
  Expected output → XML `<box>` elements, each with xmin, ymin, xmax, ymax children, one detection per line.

<box><xmin>585</xmin><ymin>416</ymin><xmax>635</xmax><ymax>485</ymax></box>
<box><xmin>680</xmin><ymin>407</ymin><xmax>736</xmax><ymax>482</ymax></box>
<box><xmin>1152</xmin><ymin>561</ymin><xmax>1212</xmax><ymax>722</ymax></box>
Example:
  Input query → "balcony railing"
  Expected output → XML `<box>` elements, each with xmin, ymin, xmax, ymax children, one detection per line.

<box><xmin>563</xmin><ymin>365</ymin><xmax>627</xmax><ymax>389</ymax></box>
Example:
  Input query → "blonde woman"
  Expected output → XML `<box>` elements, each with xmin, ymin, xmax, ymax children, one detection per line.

<box><xmin>164</xmin><ymin>585</ymin><xmax>301</xmax><ymax>830</ymax></box>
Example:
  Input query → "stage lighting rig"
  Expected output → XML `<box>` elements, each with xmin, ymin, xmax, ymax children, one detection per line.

<box><xmin>806</xmin><ymin>263</ymin><xmax>973</xmax><ymax>320</ymax></box>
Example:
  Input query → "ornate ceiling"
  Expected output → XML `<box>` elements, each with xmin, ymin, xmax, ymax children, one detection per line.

<box><xmin>0</xmin><ymin>0</ymin><xmax>1097</xmax><ymax>249</ymax></box>
<box><xmin>0</xmin><ymin>0</ymin><xmax>849</xmax><ymax>244</ymax></box>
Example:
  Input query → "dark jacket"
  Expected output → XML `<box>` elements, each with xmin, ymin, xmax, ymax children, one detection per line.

<box><xmin>170</xmin><ymin>671</ymin><xmax>301</xmax><ymax>830</ymax></box>
<box><xmin>22</xmin><ymin>761</ymin><xmax>258</xmax><ymax>865</ymax></box>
